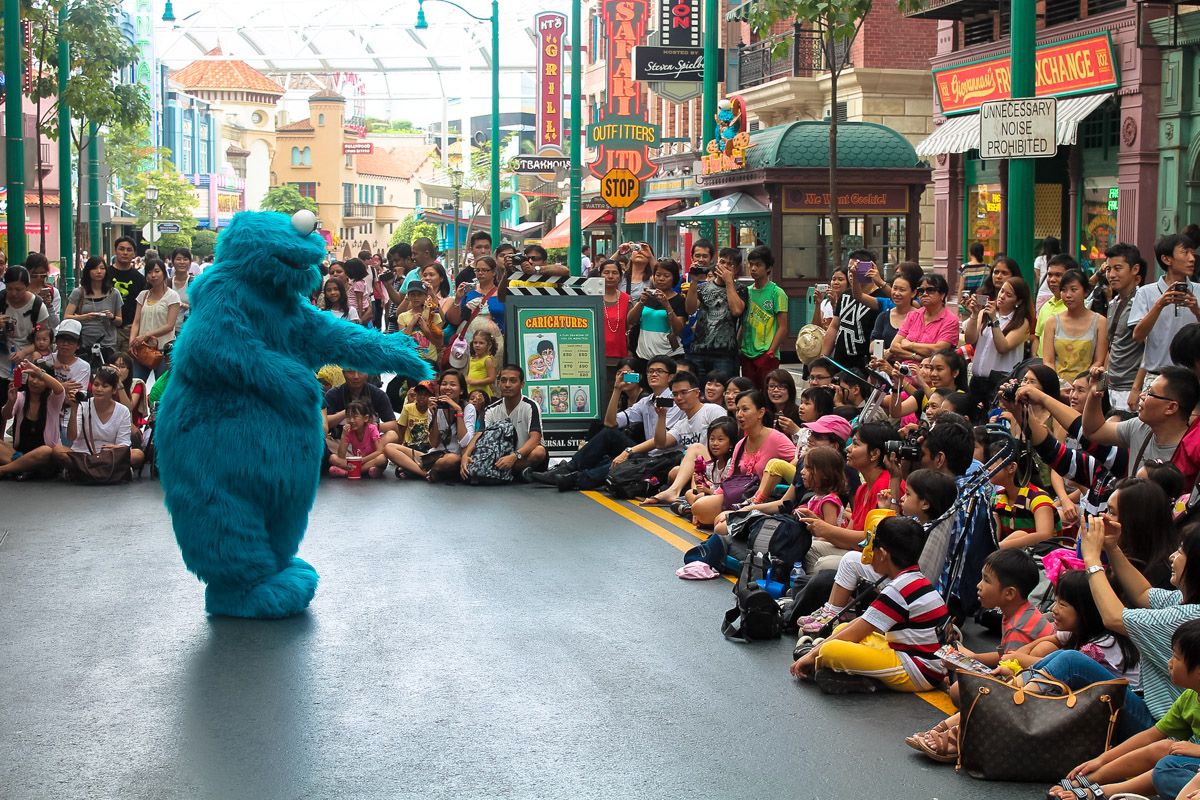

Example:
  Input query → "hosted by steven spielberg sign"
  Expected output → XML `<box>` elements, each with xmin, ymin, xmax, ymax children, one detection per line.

<box><xmin>632</xmin><ymin>46</ymin><xmax>725</xmax><ymax>83</ymax></box>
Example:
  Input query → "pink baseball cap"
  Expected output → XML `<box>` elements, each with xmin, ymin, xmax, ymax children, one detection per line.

<box><xmin>803</xmin><ymin>414</ymin><xmax>852</xmax><ymax>442</ymax></box>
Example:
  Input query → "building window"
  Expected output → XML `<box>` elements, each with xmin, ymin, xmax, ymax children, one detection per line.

<box><xmin>292</xmin><ymin>146</ymin><xmax>302</xmax><ymax>166</ymax></box>
<box><xmin>252</xmin><ymin>111</ymin><xmax>265</xmax><ymax>125</ymax></box>
<box><xmin>377</xmin><ymin>185</ymin><xmax>385</xmax><ymax>205</ymax></box>
<box><xmin>302</xmin><ymin>147</ymin><xmax>312</xmax><ymax>166</ymax></box>
<box><xmin>182</xmin><ymin>137</ymin><xmax>193</xmax><ymax>173</ymax></box>
<box><xmin>290</xmin><ymin>182</ymin><xmax>316</xmax><ymax>198</ymax></box>
<box><xmin>319</xmin><ymin>113</ymin><xmax>325</xmax><ymax>125</ymax></box>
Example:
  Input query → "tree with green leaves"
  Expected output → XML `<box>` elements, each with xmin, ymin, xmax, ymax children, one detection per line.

<box><xmin>9</xmin><ymin>0</ymin><xmax>147</xmax><ymax>255</ymax></box>
<box><xmin>749</xmin><ymin>0</ymin><xmax>916</xmax><ymax>270</ymax></box>
<box><xmin>191</xmin><ymin>229</ymin><xmax>218</xmax><ymax>259</ymax></box>
<box><xmin>261</xmin><ymin>185</ymin><xmax>318</xmax><ymax>215</ymax></box>
<box><xmin>389</xmin><ymin>213</ymin><xmax>438</xmax><ymax>248</ymax></box>
<box><xmin>125</xmin><ymin>159</ymin><xmax>199</xmax><ymax>248</ymax></box>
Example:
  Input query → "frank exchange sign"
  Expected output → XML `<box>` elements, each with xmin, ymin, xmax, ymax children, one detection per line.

<box><xmin>933</xmin><ymin>32</ymin><xmax>1119</xmax><ymax>115</ymax></box>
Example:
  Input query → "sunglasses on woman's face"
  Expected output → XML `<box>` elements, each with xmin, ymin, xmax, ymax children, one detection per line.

<box><xmin>916</xmin><ymin>287</ymin><xmax>937</xmax><ymax>295</ymax></box>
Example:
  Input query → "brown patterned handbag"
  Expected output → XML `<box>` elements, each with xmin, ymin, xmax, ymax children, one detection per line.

<box><xmin>957</xmin><ymin>669</ymin><xmax>1127</xmax><ymax>782</ymax></box>
<box><xmin>130</xmin><ymin>335</ymin><xmax>163</xmax><ymax>371</ymax></box>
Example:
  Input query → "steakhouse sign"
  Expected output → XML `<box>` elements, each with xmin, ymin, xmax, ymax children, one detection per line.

<box><xmin>933</xmin><ymin>32</ymin><xmax>1119</xmax><ymax>115</ymax></box>
<box><xmin>586</xmin><ymin>0</ymin><xmax>661</xmax><ymax>181</ymax></box>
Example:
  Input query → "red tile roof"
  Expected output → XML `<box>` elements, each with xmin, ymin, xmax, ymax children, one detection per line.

<box><xmin>171</xmin><ymin>46</ymin><xmax>285</xmax><ymax>96</ymax></box>
<box><xmin>276</xmin><ymin>119</ymin><xmax>315</xmax><ymax>133</ymax></box>
<box><xmin>356</xmin><ymin>144</ymin><xmax>433</xmax><ymax>179</ymax></box>
<box><xmin>309</xmin><ymin>88</ymin><xmax>345</xmax><ymax>102</ymax></box>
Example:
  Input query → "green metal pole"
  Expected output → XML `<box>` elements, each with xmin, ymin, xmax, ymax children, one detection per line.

<box><xmin>87</xmin><ymin>123</ymin><xmax>100</xmax><ymax>252</ymax></box>
<box><xmin>490</xmin><ymin>0</ymin><xmax>501</xmax><ymax>249</ymax></box>
<box><xmin>701</xmin><ymin>0</ymin><xmax>718</xmax><ymax>203</ymax></box>
<box><xmin>568</xmin><ymin>0</ymin><xmax>582</xmax><ymax>276</ymax></box>
<box><xmin>1007</xmin><ymin>0</ymin><xmax>1036</xmax><ymax>286</ymax></box>
<box><xmin>5</xmin><ymin>0</ymin><xmax>28</xmax><ymax>263</ymax></box>
<box><xmin>58</xmin><ymin>4</ymin><xmax>73</xmax><ymax>303</ymax></box>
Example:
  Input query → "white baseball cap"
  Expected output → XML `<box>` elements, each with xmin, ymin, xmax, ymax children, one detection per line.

<box><xmin>55</xmin><ymin>319</ymin><xmax>83</xmax><ymax>340</ymax></box>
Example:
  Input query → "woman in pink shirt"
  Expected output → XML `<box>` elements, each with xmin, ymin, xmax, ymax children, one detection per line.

<box><xmin>691</xmin><ymin>388</ymin><xmax>797</xmax><ymax>528</ymax></box>
<box><xmin>889</xmin><ymin>273</ymin><xmax>959</xmax><ymax>364</ymax></box>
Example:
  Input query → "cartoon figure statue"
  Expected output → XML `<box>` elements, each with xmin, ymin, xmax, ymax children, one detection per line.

<box><xmin>156</xmin><ymin>210</ymin><xmax>431</xmax><ymax>618</ymax></box>
<box><xmin>714</xmin><ymin>98</ymin><xmax>742</xmax><ymax>154</ymax></box>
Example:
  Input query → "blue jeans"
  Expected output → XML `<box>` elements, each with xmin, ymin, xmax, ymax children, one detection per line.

<box><xmin>1154</xmin><ymin>755</ymin><xmax>1200</xmax><ymax>800</ymax></box>
<box><xmin>568</xmin><ymin>426</ymin><xmax>635</xmax><ymax>489</ymax></box>
<box><xmin>1031</xmin><ymin>650</ymin><xmax>1152</xmax><ymax>743</ymax></box>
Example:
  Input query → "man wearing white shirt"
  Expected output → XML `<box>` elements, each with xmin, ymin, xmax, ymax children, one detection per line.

<box><xmin>1130</xmin><ymin>233</ymin><xmax>1200</xmax><ymax>389</ymax></box>
<box><xmin>580</xmin><ymin>245</ymin><xmax>592</xmax><ymax>274</ymax></box>
<box><xmin>531</xmin><ymin>355</ymin><xmax>682</xmax><ymax>490</ymax></box>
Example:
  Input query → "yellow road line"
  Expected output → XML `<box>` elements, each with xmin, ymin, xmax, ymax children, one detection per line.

<box><xmin>583</xmin><ymin>490</ymin><xmax>956</xmax><ymax>714</ymax></box>
<box><xmin>639</xmin><ymin>505</ymin><xmax>707</xmax><ymax>542</ymax></box>
<box><xmin>582</xmin><ymin>491</ymin><xmax>697</xmax><ymax>553</ymax></box>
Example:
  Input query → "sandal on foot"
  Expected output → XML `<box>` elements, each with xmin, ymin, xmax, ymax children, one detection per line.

<box><xmin>914</xmin><ymin>726</ymin><xmax>958</xmax><ymax>763</ymax></box>
<box><xmin>640</xmin><ymin>495</ymin><xmax>672</xmax><ymax>507</ymax></box>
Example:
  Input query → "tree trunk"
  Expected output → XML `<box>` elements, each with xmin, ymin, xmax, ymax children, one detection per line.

<box><xmin>74</xmin><ymin>127</ymin><xmax>88</xmax><ymax>256</ymax></box>
<box><xmin>826</xmin><ymin>25</ymin><xmax>842</xmax><ymax>273</ymax></box>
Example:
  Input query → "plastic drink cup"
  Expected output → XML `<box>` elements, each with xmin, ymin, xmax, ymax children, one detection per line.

<box><xmin>347</xmin><ymin>455</ymin><xmax>363</xmax><ymax>479</ymax></box>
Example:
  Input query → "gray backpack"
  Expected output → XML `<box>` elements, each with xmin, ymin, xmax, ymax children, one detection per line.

<box><xmin>467</xmin><ymin>419</ymin><xmax>518</xmax><ymax>485</ymax></box>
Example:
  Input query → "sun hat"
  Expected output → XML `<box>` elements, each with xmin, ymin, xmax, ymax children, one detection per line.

<box><xmin>803</xmin><ymin>414</ymin><xmax>853</xmax><ymax>443</ymax></box>
<box><xmin>676</xmin><ymin>562</ymin><xmax>720</xmax><ymax>580</ymax></box>
<box><xmin>794</xmin><ymin>324</ymin><xmax>825</xmax><ymax>364</ymax></box>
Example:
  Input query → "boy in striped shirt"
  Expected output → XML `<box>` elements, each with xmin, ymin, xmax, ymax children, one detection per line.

<box><xmin>953</xmin><ymin>549</ymin><xmax>1056</xmax><ymax>669</ymax></box>
<box><xmin>790</xmin><ymin>516</ymin><xmax>950</xmax><ymax>694</ymax></box>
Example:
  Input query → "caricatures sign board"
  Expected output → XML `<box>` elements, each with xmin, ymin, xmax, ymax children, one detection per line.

<box><xmin>505</xmin><ymin>296</ymin><xmax>606</xmax><ymax>457</ymax></box>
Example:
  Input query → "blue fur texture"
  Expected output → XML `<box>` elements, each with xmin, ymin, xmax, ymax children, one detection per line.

<box><xmin>156</xmin><ymin>211</ymin><xmax>431</xmax><ymax>618</ymax></box>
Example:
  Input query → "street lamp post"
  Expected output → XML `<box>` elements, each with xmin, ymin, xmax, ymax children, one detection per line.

<box><xmin>145</xmin><ymin>184</ymin><xmax>159</xmax><ymax>249</ymax></box>
<box><xmin>5</xmin><ymin>0</ymin><xmax>28</xmax><ymax>263</ymax></box>
<box><xmin>416</xmin><ymin>0</ymin><xmax>500</xmax><ymax>251</ymax></box>
<box><xmin>451</xmin><ymin>168</ymin><xmax>464</xmax><ymax>272</ymax></box>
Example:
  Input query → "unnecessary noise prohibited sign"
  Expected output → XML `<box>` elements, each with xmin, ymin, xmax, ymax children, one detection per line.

<box><xmin>979</xmin><ymin>97</ymin><xmax>1057</xmax><ymax>160</ymax></box>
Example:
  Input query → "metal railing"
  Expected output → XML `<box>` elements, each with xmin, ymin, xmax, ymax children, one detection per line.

<box><xmin>342</xmin><ymin>203</ymin><xmax>376</xmax><ymax>219</ymax></box>
<box><xmin>738</xmin><ymin>26</ymin><xmax>827</xmax><ymax>90</ymax></box>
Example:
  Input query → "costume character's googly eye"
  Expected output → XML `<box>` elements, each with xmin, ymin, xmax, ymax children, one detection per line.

<box><xmin>292</xmin><ymin>209</ymin><xmax>318</xmax><ymax>235</ymax></box>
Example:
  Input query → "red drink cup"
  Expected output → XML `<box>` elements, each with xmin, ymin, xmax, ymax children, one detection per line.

<box><xmin>347</xmin><ymin>455</ymin><xmax>363</xmax><ymax>479</ymax></box>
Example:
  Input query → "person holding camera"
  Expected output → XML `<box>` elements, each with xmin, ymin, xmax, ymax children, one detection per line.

<box><xmin>516</xmin><ymin>243</ymin><xmax>568</xmax><ymax>279</ymax></box>
<box><xmin>1083</xmin><ymin>365</ymin><xmax>1200</xmax><ymax>486</ymax></box>
<box><xmin>448</xmin><ymin>255</ymin><xmax>506</xmax><ymax>336</ymax></box>
<box><xmin>1</xmin><ymin>267</ymin><xmax>52</xmax><ymax>385</ymax></box>
<box><xmin>65</xmin><ymin>255</ymin><xmax>122</xmax><ymax>365</ymax></box>
<box><xmin>822</xmin><ymin>250</ymin><xmax>893</xmax><ymax>372</ymax></box>
<box><xmin>1131</xmin><ymin>234</ymin><xmax>1200</xmax><ymax>394</ymax></box>
<box><xmin>686</xmin><ymin>246</ymin><xmax>746</xmax><ymax>384</ymax></box>
<box><xmin>963</xmin><ymin>275</ymin><xmax>1033</xmax><ymax>407</ymax></box>
<box><xmin>0</xmin><ymin>358</ymin><xmax>65</xmax><ymax>479</ymax></box>
<box><xmin>531</xmin><ymin>357</ymin><xmax>682</xmax><ymax>491</ymax></box>
<box><xmin>24</xmin><ymin>254</ymin><xmax>60</xmax><ymax>332</ymax></box>
<box><xmin>630</xmin><ymin>259</ymin><xmax>686</xmax><ymax>362</ymax></box>
<box><xmin>600</xmin><ymin>260</ymin><xmax>631</xmax><ymax>390</ymax></box>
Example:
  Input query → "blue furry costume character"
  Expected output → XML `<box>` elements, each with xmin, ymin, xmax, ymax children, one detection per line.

<box><xmin>156</xmin><ymin>210</ymin><xmax>430</xmax><ymax>618</ymax></box>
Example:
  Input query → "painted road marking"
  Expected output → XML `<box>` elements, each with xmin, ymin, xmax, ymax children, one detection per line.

<box><xmin>582</xmin><ymin>490</ymin><xmax>959</xmax><ymax>715</ymax></box>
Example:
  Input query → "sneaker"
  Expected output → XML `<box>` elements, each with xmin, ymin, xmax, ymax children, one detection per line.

<box><xmin>814</xmin><ymin>668</ymin><xmax>882</xmax><ymax>695</ymax></box>
<box><xmin>554</xmin><ymin>471</ymin><xmax>579</xmax><ymax>492</ymax></box>
<box><xmin>798</xmin><ymin>605</ymin><xmax>839</xmax><ymax>635</ymax></box>
<box><xmin>531</xmin><ymin>463</ymin><xmax>572</xmax><ymax>486</ymax></box>
<box><xmin>517</xmin><ymin>467</ymin><xmax>534</xmax><ymax>483</ymax></box>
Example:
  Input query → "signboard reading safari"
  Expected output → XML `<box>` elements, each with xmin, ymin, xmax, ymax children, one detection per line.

<box><xmin>933</xmin><ymin>32</ymin><xmax>1119</xmax><ymax>115</ymax></box>
<box><xmin>586</xmin><ymin>0</ymin><xmax>661</xmax><ymax>181</ymax></box>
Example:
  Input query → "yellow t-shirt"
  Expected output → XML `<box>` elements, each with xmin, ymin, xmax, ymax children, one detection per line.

<box><xmin>398</xmin><ymin>402</ymin><xmax>432</xmax><ymax>448</ymax></box>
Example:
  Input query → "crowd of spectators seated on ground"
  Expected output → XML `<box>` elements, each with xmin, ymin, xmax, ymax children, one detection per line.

<box><xmin>14</xmin><ymin>227</ymin><xmax>1200</xmax><ymax>796</ymax></box>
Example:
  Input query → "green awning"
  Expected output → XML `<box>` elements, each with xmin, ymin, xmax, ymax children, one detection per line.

<box><xmin>667</xmin><ymin>192</ymin><xmax>770</xmax><ymax>222</ymax></box>
<box><xmin>725</xmin><ymin>0</ymin><xmax>757</xmax><ymax>22</ymax></box>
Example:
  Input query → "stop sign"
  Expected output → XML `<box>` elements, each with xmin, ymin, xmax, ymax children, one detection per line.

<box><xmin>601</xmin><ymin>168</ymin><xmax>640</xmax><ymax>209</ymax></box>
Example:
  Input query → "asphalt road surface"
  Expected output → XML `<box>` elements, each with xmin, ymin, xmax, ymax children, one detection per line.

<box><xmin>1</xmin><ymin>480</ymin><xmax>1047</xmax><ymax>799</ymax></box>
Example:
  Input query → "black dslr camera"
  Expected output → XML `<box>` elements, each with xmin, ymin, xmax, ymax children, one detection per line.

<box><xmin>510</xmin><ymin>253</ymin><xmax>530</xmax><ymax>266</ymax></box>
<box><xmin>884</xmin><ymin>434</ymin><xmax>923</xmax><ymax>463</ymax></box>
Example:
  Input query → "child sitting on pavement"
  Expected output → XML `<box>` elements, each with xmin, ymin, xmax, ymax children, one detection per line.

<box><xmin>329</xmin><ymin>399</ymin><xmax>387</xmax><ymax>478</ymax></box>
<box><xmin>1049</xmin><ymin>619</ymin><xmax>1200</xmax><ymax>800</ymax></box>
<box><xmin>790</xmin><ymin>515</ymin><xmax>950</xmax><ymax>694</ymax></box>
<box><xmin>948</xmin><ymin>548</ymin><xmax>1055</xmax><ymax>669</ymax></box>
<box><xmin>795</xmin><ymin>469</ymin><xmax>957</xmax><ymax>636</ymax></box>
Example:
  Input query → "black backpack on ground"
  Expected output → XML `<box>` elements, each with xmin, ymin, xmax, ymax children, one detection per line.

<box><xmin>720</xmin><ymin>513</ymin><xmax>813</xmax><ymax>643</ymax></box>
<box><xmin>466</xmin><ymin>419</ymin><xmax>518</xmax><ymax>485</ymax></box>
<box><xmin>605</xmin><ymin>452</ymin><xmax>679</xmax><ymax>499</ymax></box>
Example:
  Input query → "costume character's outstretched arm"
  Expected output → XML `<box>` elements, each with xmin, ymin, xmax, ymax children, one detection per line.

<box><xmin>297</xmin><ymin>302</ymin><xmax>433</xmax><ymax>382</ymax></box>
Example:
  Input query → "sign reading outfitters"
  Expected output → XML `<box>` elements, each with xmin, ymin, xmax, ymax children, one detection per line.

<box><xmin>933</xmin><ymin>32</ymin><xmax>1119</xmax><ymax>115</ymax></box>
<box><xmin>586</xmin><ymin>0</ymin><xmax>661</xmax><ymax>182</ymax></box>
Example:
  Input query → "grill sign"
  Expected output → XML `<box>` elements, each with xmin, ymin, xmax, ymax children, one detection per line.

<box><xmin>535</xmin><ymin>12</ymin><xmax>566</xmax><ymax>155</ymax></box>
